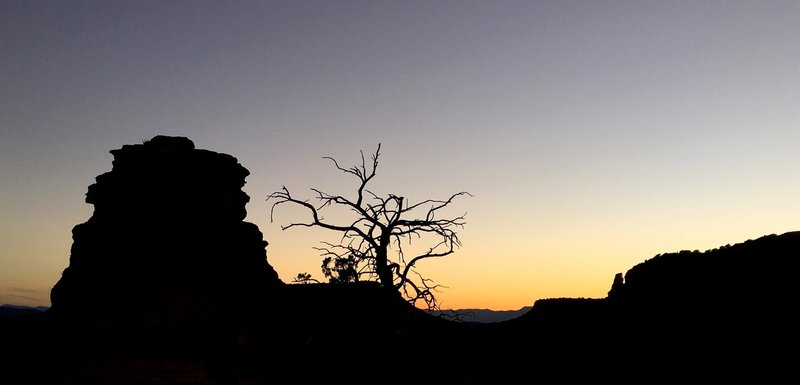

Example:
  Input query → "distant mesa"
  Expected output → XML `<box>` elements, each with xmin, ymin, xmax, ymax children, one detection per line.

<box><xmin>49</xmin><ymin>135</ymin><xmax>283</xmax><ymax>319</ymax></box>
<box><xmin>606</xmin><ymin>231</ymin><xmax>799</xmax><ymax>311</ymax></box>
<box><xmin>514</xmin><ymin>230</ymin><xmax>800</xmax><ymax>331</ymax></box>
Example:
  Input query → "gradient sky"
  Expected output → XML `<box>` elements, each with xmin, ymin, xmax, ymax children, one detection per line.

<box><xmin>2</xmin><ymin>1</ymin><xmax>799</xmax><ymax>310</ymax></box>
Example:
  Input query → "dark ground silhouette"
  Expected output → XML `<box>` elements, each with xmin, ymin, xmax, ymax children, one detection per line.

<box><xmin>1</xmin><ymin>136</ymin><xmax>796</xmax><ymax>384</ymax></box>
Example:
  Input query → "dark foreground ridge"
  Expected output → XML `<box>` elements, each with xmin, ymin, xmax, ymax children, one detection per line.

<box><xmin>1</xmin><ymin>136</ymin><xmax>796</xmax><ymax>384</ymax></box>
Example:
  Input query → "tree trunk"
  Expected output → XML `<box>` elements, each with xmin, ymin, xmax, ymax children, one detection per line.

<box><xmin>375</xmin><ymin>233</ymin><xmax>394</xmax><ymax>289</ymax></box>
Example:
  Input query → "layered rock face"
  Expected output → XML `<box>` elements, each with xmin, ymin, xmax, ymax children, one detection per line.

<box><xmin>50</xmin><ymin>135</ymin><xmax>282</xmax><ymax>319</ymax></box>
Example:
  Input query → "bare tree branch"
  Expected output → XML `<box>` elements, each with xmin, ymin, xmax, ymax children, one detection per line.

<box><xmin>267</xmin><ymin>143</ymin><xmax>470</xmax><ymax>309</ymax></box>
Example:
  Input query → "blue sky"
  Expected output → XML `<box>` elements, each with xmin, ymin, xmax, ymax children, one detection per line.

<box><xmin>2</xmin><ymin>1</ymin><xmax>799</xmax><ymax>309</ymax></box>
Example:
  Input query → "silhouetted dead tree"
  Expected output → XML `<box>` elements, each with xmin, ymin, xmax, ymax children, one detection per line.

<box><xmin>267</xmin><ymin>144</ymin><xmax>471</xmax><ymax>310</ymax></box>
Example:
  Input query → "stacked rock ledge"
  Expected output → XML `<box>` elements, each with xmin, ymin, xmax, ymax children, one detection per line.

<box><xmin>50</xmin><ymin>135</ymin><xmax>282</xmax><ymax>321</ymax></box>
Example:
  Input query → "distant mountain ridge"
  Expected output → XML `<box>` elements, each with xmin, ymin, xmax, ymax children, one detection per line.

<box><xmin>0</xmin><ymin>304</ymin><xmax>530</xmax><ymax>323</ymax></box>
<box><xmin>0</xmin><ymin>304</ymin><xmax>48</xmax><ymax>320</ymax></box>
<box><xmin>433</xmin><ymin>306</ymin><xmax>532</xmax><ymax>323</ymax></box>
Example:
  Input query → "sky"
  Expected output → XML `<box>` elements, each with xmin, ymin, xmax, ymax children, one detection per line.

<box><xmin>2</xmin><ymin>1</ymin><xmax>799</xmax><ymax>310</ymax></box>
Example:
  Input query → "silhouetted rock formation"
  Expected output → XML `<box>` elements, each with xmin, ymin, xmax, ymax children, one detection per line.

<box><xmin>607</xmin><ymin>272</ymin><xmax>624</xmax><ymax>297</ymax></box>
<box><xmin>50</xmin><ymin>135</ymin><xmax>282</xmax><ymax>320</ymax></box>
<box><xmin>5</xmin><ymin>136</ymin><xmax>797</xmax><ymax>384</ymax></box>
<box><xmin>602</xmin><ymin>232</ymin><xmax>798</xmax><ymax>378</ymax></box>
<box><xmin>503</xmin><ymin>231</ymin><xmax>800</xmax><ymax>381</ymax></box>
<box><xmin>608</xmin><ymin>232</ymin><xmax>799</xmax><ymax>310</ymax></box>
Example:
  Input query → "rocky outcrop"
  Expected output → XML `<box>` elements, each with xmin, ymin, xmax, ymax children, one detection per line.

<box><xmin>607</xmin><ymin>231</ymin><xmax>799</xmax><ymax>309</ymax></box>
<box><xmin>607</xmin><ymin>272</ymin><xmax>624</xmax><ymax>297</ymax></box>
<box><xmin>50</xmin><ymin>135</ymin><xmax>282</xmax><ymax>319</ymax></box>
<box><xmin>32</xmin><ymin>135</ymin><xmax>798</xmax><ymax>384</ymax></box>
